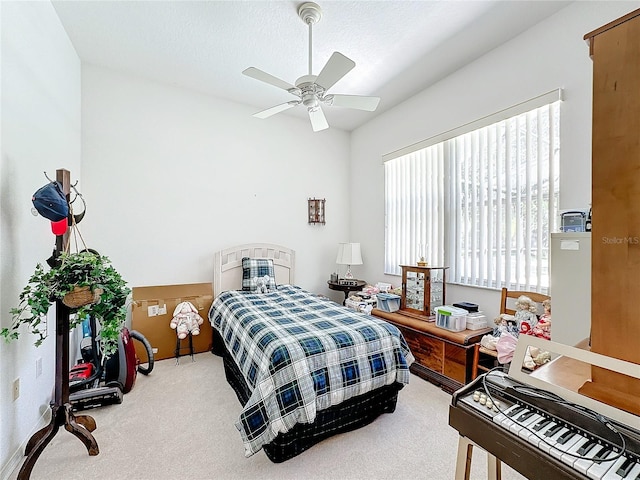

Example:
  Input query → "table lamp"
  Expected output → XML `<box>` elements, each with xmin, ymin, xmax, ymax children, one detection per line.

<box><xmin>336</xmin><ymin>243</ymin><xmax>363</xmax><ymax>279</ymax></box>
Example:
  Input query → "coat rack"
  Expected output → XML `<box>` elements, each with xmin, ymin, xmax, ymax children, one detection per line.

<box><xmin>18</xmin><ymin>169</ymin><xmax>99</xmax><ymax>479</ymax></box>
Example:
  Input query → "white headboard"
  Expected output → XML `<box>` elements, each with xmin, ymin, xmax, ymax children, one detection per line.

<box><xmin>213</xmin><ymin>243</ymin><xmax>295</xmax><ymax>295</ymax></box>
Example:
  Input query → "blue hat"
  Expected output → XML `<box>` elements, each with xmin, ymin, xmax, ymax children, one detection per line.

<box><xmin>32</xmin><ymin>181</ymin><xmax>68</xmax><ymax>222</ymax></box>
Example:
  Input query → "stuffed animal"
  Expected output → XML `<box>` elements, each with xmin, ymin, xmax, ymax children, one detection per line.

<box><xmin>170</xmin><ymin>301</ymin><xmax>204</xmax><ymax>339</ymax></box>
<box><xmin>253</xmin><ymin>275</ymin><xmax>272</xmax><ymax>293</ymax></box>
<box><xmin>514</xmin><ymin>295</ymin><xmax>539</xmax><ymax>334</ymax></box>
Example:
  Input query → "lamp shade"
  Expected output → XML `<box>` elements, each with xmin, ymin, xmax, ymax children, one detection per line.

<box><xmin>336</xmin><ymin>243</ymin><xmax>363</xmax><ymax>266</ymax></box>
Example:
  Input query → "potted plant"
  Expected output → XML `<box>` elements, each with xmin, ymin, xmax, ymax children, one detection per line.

<box><xmin>1</xmin><ymin>250</ymin><xmax>130</xmax><ymax>356</ymax></box>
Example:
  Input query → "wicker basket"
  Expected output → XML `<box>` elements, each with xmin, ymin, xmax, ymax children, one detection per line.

<box><xmin>62</xmin><ymin>286</ymin><xmax>103</xmax><ymax>308</ymax></box>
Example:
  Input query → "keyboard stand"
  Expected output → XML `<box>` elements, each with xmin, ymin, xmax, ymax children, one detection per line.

<box><xmin>455</xmin><ymin>436</ymin><xmax>501</xmax><ymax>480</ymax></box>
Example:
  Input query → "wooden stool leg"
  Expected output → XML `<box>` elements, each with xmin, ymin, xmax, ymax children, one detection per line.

<box><xmin>455</xmin><ymin>436</ymin><xmax>474</xmax><ymax>480</ymax></box>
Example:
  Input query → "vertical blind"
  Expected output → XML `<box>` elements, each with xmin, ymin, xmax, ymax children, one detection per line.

<box><xmin>384</xmin><ymin>92</ymin><xmax>560</xmax><ymax>293</ymax></box>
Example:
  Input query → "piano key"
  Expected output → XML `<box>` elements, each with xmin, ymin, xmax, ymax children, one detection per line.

<box><xmin>578</xmin><ymin>439</ymin><xmax>599</xmax><ymax>456</ymax></box>
<box><xmin>526</xmin><ymin>419</ymin><xmax>560</xmax><ymax>448</ymax></box>
<box><xmin>561</xmin><ymin>436</ymin><xmax>591</xmax><ymax>467</ymax></box>
<box><xmin>517</xmin><ymin>413</ymin><xmax>545</xmax><ymax>441</ymax></box>
<box><xmin>593</xmin><ymin>447</ymin><xmax>613</xmax><ymax>461</ymax></box>
<box><xmin>575</xmin><ymin>445</ymin><xmax>607</xmax><ymax>475</ymax></box>
<box><xmin>509</xmin><ymin>421</ymin><xmax>526</xmax><ymax>435</ymax></box>
<box><xmin>504</xmin><ymin>404</ymin><xmax>526</xmax><ymax>417</ymax></box>
<box><xmin>586</xmin><ymin>450</ymin><xmax>621</xmax><ymax>480</ymax></box>
<box><xmin>557</xmin><ymin>429</ymin><xmax>578</xmax><ymax>445</ymax></box>
<box><xmin>539</xmin><ymin>426</ymin><xmax>570</xmax><ymax>454</ymax></box>
<box><xmin>601</xmin><ymin>455</ymin><xmax>632</xmax><ymax>480</ymax></box>
<box><xmin>544</xmin><ymin>423</ymin><xmax>565</xmax><ymax>438</ymax></box>
<box><xmin>507</xmin><ymin>409</ymin><xmax>534</xmax><ymax>435</ymax></box>
<box><xmin>549</xmin><ymin>431</ymin><xmax>583</xmax><ymax>460</ymax></box>
<box><xmin>627</xmin><ymin>463</ymin><xmax>640</xmax><ymax>480</ymax></box>
<box><xmin>616</xmin><ymin>458</ymin><xmax>637</xmax><ymax>477</ymax></box>
<box><xmin>516</xmin><ymin>410</ymin><xmax>536</xmax><ymax>423</ymax></box>
<box><xmin>533</xmin><ymin>418</ymin><xmax>554</xmax><ymax>431</ymax></box>
<box><xmin>520</xmin><ymin>412</ymin><xmax>544</xmax><ymax>427</ymax></box>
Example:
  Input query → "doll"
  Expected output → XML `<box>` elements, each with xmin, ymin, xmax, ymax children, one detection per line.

<box><xmin>481</xmin><ymin>313</ymin><xmax>517</xmax><ymax>350</ymax></box>
<box><xmin>493</xmin><ymin>313</ymin><xmax>518</xmax><ymax>338</ymax></box>
<box><xmin>514</xmin><ymin>295</ymin><xmax>539</xmax><ymax>335</ymax></box>
<box><xmin>531</xmin><ymin>298</ymin><xmax>551</xmax><ymax>340</ymax></box>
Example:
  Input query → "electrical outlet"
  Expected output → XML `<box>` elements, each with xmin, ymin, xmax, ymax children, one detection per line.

<box><xmin>36</xmin><ymin>357</ymin><xmax>43</xmax><ymax>378</ymax></box>
<box><xmin>152</xmin><ymin>348</ymin><xmax>158</xmax><ymax>354</ymax></box>
<box><xmin>12</xmin><ymin>378</ymin><xmax>20</xmax><ymax>401</ymax></box>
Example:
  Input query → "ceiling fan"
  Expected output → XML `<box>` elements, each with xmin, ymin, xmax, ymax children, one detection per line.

<box><xmin>243</xmin><ymin>2</ymin><xmax>380</xmax><ymax>132</ymax></box>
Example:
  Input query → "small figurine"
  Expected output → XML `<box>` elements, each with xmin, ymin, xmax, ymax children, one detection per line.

<box><xmin>523</xmin><ymin>345</ymin><xmax>552</xmax><ymax>370</ymax></box>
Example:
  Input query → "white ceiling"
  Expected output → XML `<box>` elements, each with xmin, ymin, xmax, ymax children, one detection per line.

<box><xmin>52</xmin><ymin>0</ymin><xmax>571</xmax><ymax>132</ymax></box>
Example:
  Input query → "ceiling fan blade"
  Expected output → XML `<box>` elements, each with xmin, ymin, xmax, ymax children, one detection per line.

<box><xmin>308</xmin><ymin>107</ymin><xmax>329</xmax><ymax>132</ymax></box>
<box><xmin>325</xmin><ymin>94</ymin><xmax>380</xmax><ymax>112</ymax></box>
<box><xmin>243</xmin><ymin>67</ymin><xmax>297</xmax><ymax>92</ymax></box>
<box><xmin>253</xmin><ymin>101</ymin><xmax>299</xmax><ymax>119</ymax></box>
<box><xmin>315</xmin><ymin>52</ymin><xmax>355</xmax><ymax>91</ymax></box>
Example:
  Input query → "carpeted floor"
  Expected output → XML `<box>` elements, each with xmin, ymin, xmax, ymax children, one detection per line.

<box><xmin>9</xmin><ymin>352</ymin><xmax>526</xmax><ymax>480</ymax></box>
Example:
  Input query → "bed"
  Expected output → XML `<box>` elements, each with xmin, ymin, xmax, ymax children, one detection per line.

<box><xmin>209</xmin><ymin>243</ymin><xmax>415</xmax><ymax>462</ymax></box>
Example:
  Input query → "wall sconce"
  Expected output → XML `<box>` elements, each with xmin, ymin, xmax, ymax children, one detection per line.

<box><xmin>308</xmin><ymin>198</ymin><xmax>325</xmax><ymax>225</ymax></box>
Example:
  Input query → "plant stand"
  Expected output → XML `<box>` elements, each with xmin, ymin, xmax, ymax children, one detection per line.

<box><xmin>18</xmin><ymin>169</ymin><xmax>99</xmax><ymax>479</ymax></box>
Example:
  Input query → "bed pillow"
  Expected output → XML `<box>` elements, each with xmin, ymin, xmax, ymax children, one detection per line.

<box><xmin>242</xmin><ymin>257</ymin><xmax>277</xmax><ymax>292</ymax></box>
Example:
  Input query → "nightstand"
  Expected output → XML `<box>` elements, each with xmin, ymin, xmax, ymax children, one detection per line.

<box><xmin>327</xmin><ymin>279</ymin><xmax>366</xmax><ymax>305</ymax></box>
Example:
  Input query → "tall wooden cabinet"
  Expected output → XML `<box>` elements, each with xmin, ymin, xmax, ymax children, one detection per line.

<box><xmin>582</xmin><ymin>9</ymin><xmax>640</xmax><ymax>416</ymax></box>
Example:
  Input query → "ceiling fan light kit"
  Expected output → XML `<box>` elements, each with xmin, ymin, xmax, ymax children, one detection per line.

<box><xmin>243</xmin><ymin>2</ymin><xmax>380</xmax><ymax>132</ymax></box>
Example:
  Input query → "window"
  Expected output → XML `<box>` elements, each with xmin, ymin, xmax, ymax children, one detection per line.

<box><xmin>384</xmin><ymin>91</ymin><xmax>560</xmax><ymax>293</ymax></box>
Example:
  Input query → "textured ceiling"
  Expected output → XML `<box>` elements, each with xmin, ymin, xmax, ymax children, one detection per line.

<box><xmin>52</xmin><ymin>0</ymin><xmax>571</xmax><ymax>132</ymax></box>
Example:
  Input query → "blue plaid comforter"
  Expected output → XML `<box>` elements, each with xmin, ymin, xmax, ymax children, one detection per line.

<box><xmin>209</xmin><ymin>285</ymin><xmax>415</xmax><ymax>457</ymax></box>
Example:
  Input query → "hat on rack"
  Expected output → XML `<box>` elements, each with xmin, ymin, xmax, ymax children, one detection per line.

<box><xmin>32</xmin><ymin>181</ymin><xmax>68</xmax><ymax>222</ymax></box>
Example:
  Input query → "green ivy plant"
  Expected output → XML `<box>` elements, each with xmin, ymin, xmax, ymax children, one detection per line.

<box><xmin>1</xmin><ymin>251</ymin><xmax>130</xmax><ymax>356</ymax></box>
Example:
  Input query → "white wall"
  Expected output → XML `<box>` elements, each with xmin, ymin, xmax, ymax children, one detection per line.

<box><xmin>79</xmin><ymin>65</ymin><xmax>351</xmax><ymax>298</ymax></box>
<box><xmin>0</xmin><ymin>2</ymin><xmax>81</xmax><ymax>477</ymax></box>
<box><xmin>350</xmin><ymin>1</ymin><xmax>640</xmax><ymax>326</ymax></box>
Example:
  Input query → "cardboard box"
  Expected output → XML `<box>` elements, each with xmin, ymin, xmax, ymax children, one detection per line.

<box><xmin>131</xmin><ymin>283</ymin><xmax>214</xmax><ymax>361</ymax></box>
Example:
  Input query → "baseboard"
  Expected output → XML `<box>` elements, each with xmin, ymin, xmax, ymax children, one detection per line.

<box><xmin>0</xmin><ymin>409</ymin><xmax>51</xmax><ymax>480</ymax></box>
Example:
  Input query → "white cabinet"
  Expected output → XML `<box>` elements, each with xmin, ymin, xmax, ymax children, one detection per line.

<box><xmin>550</xmin><ymin>233</ymin><xmax>591</xmax><ymax>346</ymax></box>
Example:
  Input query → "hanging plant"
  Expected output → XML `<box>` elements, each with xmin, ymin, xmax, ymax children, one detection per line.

<box><xmin>1</xmin><ymin>251</ymin><xmax>130</xmax><ymax>356</ymax></box>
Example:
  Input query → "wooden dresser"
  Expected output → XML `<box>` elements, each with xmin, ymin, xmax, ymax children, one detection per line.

<box><xmin>372</xmin><ymin>308</ymin><xmax>492</xmax><ymax>393</ymax></box>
